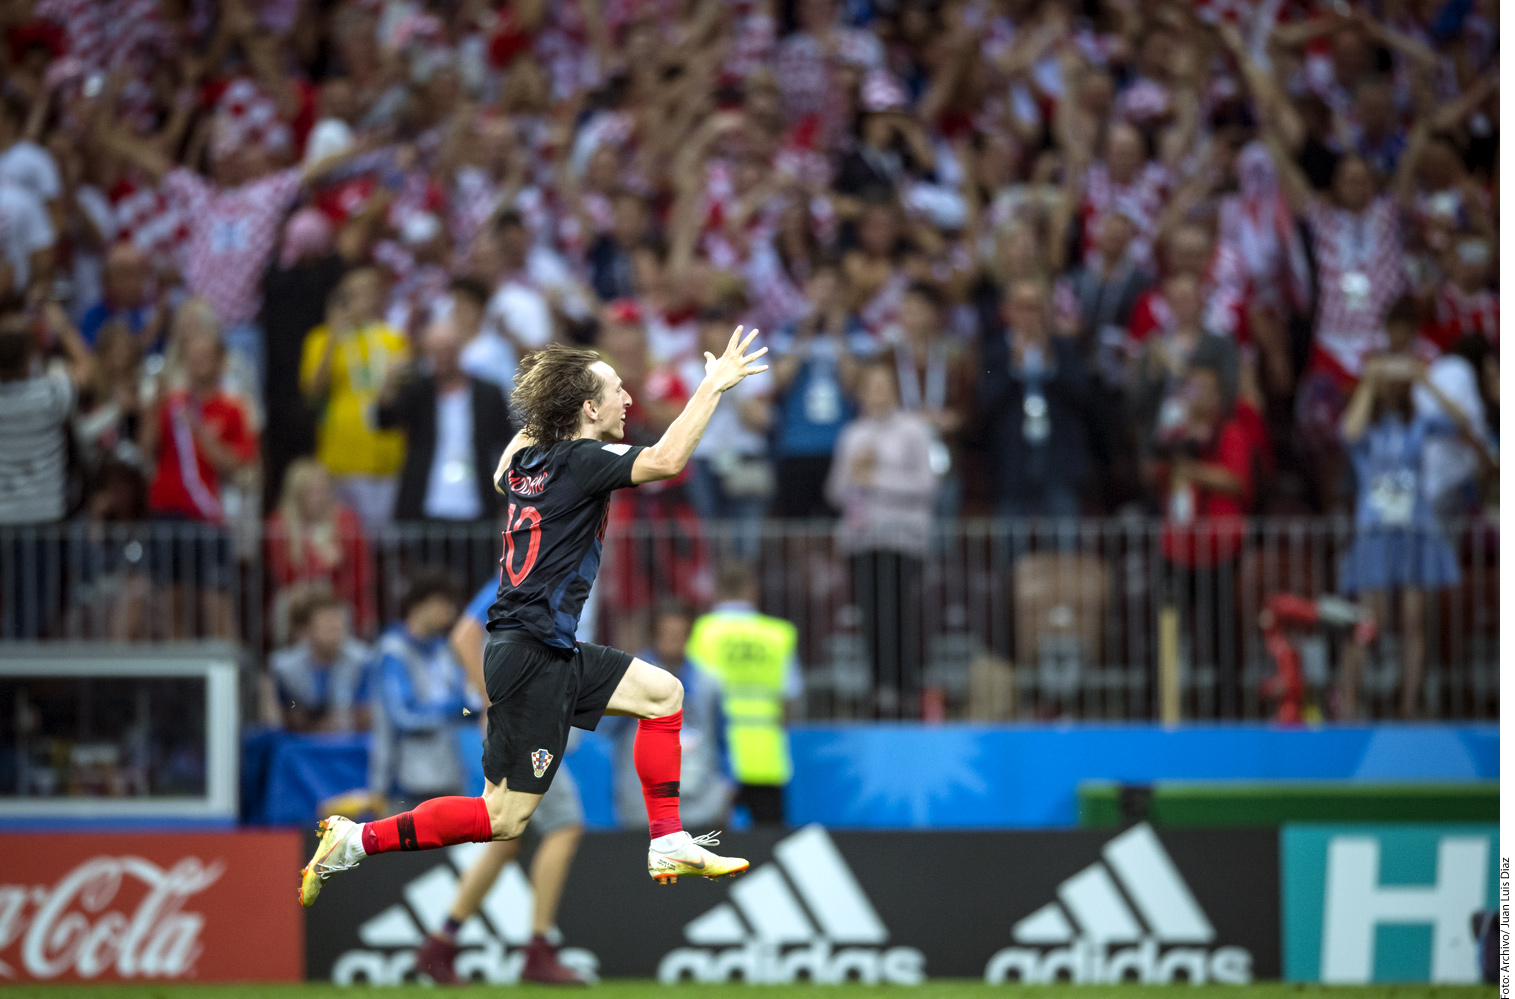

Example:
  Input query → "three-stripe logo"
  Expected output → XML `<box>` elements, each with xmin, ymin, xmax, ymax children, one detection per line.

<box><xmin>986</xmin><ymin>823</ymin><xmax>1253</xmax><ymax>985</ymax></box>
<box><xmin>658</xmin><ymin>824</ymin><xmax>925</xmax><ymax>984</ymax></box>
<box><xmin>330</xmin><ymin>843</ymin><xmax>599</xmax><ymax>985</ymax></box>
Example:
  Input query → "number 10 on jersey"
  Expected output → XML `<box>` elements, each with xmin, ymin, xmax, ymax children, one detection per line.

<box><xmin>503</xmin><ymin>503</ymin><xmax>542</xmax><ymax>586</ymax></box>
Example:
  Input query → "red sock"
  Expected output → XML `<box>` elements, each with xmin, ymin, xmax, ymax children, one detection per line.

<box><xmin>635</xmin><ymin>710</ymin><xmax>684</xmax><ymax>838</ymax></box>
<box><xmin>360</xmin><ymin>796</ymin><xmax>492</xmax><ymax>854</ymax></box>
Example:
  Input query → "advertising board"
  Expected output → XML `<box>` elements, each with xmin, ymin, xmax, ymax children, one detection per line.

<box><xmin>0</xmin><ymin>832</ymin><xmax>304</xmax><ymax>982</ymax></box>
<box><xmin>306</xmin><ymin>823</ymin><xmax>1278</xmax><ymax>984</ymax></box>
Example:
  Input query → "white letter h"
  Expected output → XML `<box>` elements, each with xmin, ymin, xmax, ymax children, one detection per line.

<box><xmin>1320</xmin><ymin>835</ymin><xmax>1486</xmax><ymax>984</ymax></box>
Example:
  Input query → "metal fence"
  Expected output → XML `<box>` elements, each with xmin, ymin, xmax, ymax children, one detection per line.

<box><xmin>0</xmin><ymin>516</ymin><xmax>1498</xmax><ymax>722</ymax></box>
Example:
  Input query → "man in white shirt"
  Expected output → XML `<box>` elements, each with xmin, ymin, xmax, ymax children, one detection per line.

<box><xmin>377</xmin><ymin>315</ymin><xmax>513</xmax><ymax>524</ymax></box>
<box><xmin>461</xmin><ymin>214</ymin><xmax>553</xmax><ymax>393</ymax></box>
<box><xmin>0</xmin><ymin>93</ymin><xmax>61</xmax><ymax>209</ymax></box>
<box><xmin>0</xmin><ymin>181</ymin><xmax>54</xmax><ymax>294</ymax></box>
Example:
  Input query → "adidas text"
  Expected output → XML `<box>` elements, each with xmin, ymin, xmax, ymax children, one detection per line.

<box><xmin>330</xmin><ymin>844</ymin><xmax>599</xmax><ymax>985</ymax></box>
<box><xmin>985</xmin><ymin>824</ymin><xmax>1253</xmax><ymax>986</ymax></box>
<box><xmin>658</xmin><ymin>825</ymin><xmax>925</xmax><ymax>985</ymax></box>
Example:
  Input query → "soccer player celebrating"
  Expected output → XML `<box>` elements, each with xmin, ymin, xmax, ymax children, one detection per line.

<box><xmin>300</xmin><ymin>328</ymin><xmax>768</xmax><ymax>905</ymax></box>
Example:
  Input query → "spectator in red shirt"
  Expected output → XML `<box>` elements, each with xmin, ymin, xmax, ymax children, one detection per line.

<box><xmin>141</xmin><ymin>325</ymin><xmax>258</xmax><ymax>638</ymax></box>
<box><xmin>1427</xmin><ymin>236</ymin><xmax>1496</xmax><ymax>352</ymax></box>
<box><xmin>1157</xmin><ymin>338</ymin><xmax>1254</xmax><ymax>719</ymax></box>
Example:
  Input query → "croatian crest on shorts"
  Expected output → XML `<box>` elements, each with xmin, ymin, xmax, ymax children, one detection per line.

<box><xmin>531</xmin><ymin>748</ymin><xmax>553</xmax><ymax>779</ymax></box>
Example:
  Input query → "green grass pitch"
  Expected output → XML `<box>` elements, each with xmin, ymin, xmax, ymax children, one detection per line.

<box><xmin>0</xmin><ymin>984</ymin><xmax>1497</xmax><ymax>999</ymax></box>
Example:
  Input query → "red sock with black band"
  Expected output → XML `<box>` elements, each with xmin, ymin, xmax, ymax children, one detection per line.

<box><xmin>634</xmin><ymin>710</ymin><xmax>685</xmax><ymax>839</ymax></box>
<box><xmin>360</xmin><ymin>795</ymin><xmax>493</xmax><ymax>854</ymax></box>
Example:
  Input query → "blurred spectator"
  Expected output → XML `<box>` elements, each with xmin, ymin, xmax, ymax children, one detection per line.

<box><xmin>588</xmin><ymin>192</ymin><xmax>652</xmax><ymax>303</ymax></box>
<box><xmin>78</xmin><ymin>244</ymin><xmax>158</xmax><ymax>349</ymax></box>
<box><xmin>269</xmin><ymin>591</ymin><xmax>371</xmax><ymax>733</ymax></box>
<box><xmin>1336</xmin><ymin>310</ymin><xmax>1493</xmax><ymax>719</ymax></box>
<box><xmin>0</xmin><ymin>94</ymin><xmax>56</xmax><ymax>297</ymax></box>
<box><xmin>96</xmin><ymin>111</ymin><xmax>362</xmax><ymax>399</ymax></box>
<box><xmin>1416</xmin><ymin>334</ymin><xmax>1496</xmax><ymax>524</ymax></box>
<box><xmin>599</xmin><ymin>304</ymin><xmax>707</xmax><ymax>651</ymax></box>
<box><xmin>1212</xmin><ymin>145</ymin><xmax>1312</xmax><ymax>400</ymax></box>
<box><xmin>266</xmin><ymin>458</ymin><xmax>375</xmax><ymax>642</ymax></box>
<box><xmin>377</xmin><ymin>315</ymin><xmax>512</xmax><ymax>524</ymax></box>
<box><xmin>885</xmin><ymin>282</ymin><xmax>973</xmax><ymax>515</ymax></box>
<box><xmin>0</xmin><ymin>173</ymin><xmax>54</xmax><ymax>297</ymax></box>
<box><xmin>1426</xmin><ymin>236</ymin><xmax>1496</xmax><ymax>352</ymax></box>
<box><xmin>70</xmin><ymin>459</ymin><xmax>151</xmax><ymax>641</ymax></box>
<box><xmin>1061</xmin><ymin>210</ymin><xmax>1152</xmax><ymax>387</ymax></box>
<box><xmin>1129</xmin><ymin>275</ymin><xmax>1220</xmax><ymax>488</ymax></box>
<box><xmin>1156</xmin><ymin>337</ymin><xmax>1253</xmax><ymax>719</ymax></box>
<box><xmin>602</xmin><ymin>600</ymin><xmax>731</xmax><ymax>832</ymax></box>
<box><xmin>0</xmin><ymin>305</ymin><xmax>89</xmax><ymax>638</ymax></box>
<box><xmin>299</xmin><ymin>265</ymin><xmax>410</xmax><ymax>528</ymax></box>
<box><xmin>141</xmin><ymin>323</ymin><xmax>257</xmax><ymax>639</ymax></box>
<box><xmin>841</xmin><ymin>196</ymin><xmax>911</xmax><ymax>337</ymax></box>
<box><xmin>827</xmin><ymin>361</ymin><xmax>938</xmax><ymax>717</ymax></box>
<box><xmin>74</xmin><ymin>319</ymin><xmax>147</xmax><ymax>475</ymax></box>
<box><xmin>470</xmin><ymin>213</ymin><xmax>554</xmax><ymax>392</ymax></box>
<box><xmin>768</xmin><ymin>262</ymin><xmax>871</xmax><ymax>518</ymax></box>
<box><xmin>369</xmin><ymin>571</ymin><xmax>476</xmax><ymax>802</ymax></box>
<box><xmin>261</xmin><ymin>206</ymin><xmax>374</xmax><ymax>514</ymax></box>
<box><xmin>0</xmin><ymin>92</ymin><xmax>60</xmax><ymax>211</ymax></box>
<box><xmin>978</xmin><ymin>278</ymin><xmax>1094</xmax><ymax>522</ymax></box>
<box><xmin>451</xmin><ymin>275</ymin><xmax>505</xmax><ymax>395</ymax></box>
<box><xmin>687</xmin><ymin>563</ymin><xmax>799</xmax><ymax>827</ymax></box>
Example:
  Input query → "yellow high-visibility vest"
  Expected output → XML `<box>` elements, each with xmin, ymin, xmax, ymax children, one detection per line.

<box><xmin>686</xmin><ymin>609</ymin><xmax>797</xmax><ymax>786</ymax></box>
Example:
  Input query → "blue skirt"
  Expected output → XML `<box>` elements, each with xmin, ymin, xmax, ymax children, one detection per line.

<box><xmin>1338</xmin><ymin>526</ymin><xmax>1461</xmax><ymax>595</ymax></box>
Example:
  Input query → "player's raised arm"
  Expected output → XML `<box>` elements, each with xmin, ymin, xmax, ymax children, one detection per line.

<box><xmin>631</xmin><ymin>327</ymin><xmax>768</xmax><ymax>484</ymax></box>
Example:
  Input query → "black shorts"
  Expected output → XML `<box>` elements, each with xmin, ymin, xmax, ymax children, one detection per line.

<box><xmin>481</xmin><ymin>630</ymin><xmax>634</xmax><ymax>793</ymax></box>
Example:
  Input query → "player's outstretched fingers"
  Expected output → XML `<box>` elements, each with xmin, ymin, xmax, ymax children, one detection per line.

<box><xmin>726</xmin><ymin>326</ymin><xmax>744</xmax><ymax>355</ymax></box>
<box><xmin>737</xmin><ymin>328</ymin><xmax>760</xmax><ymax>355</ymax></box>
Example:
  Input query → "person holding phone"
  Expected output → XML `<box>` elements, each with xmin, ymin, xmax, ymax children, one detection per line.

<box><xmin>1334</xmin><ymin>299</ymin><xmax>1493</xmax><ymax>718</ymax></box>
<box><xmin>299</xmin><ymin>265</ymin><xmax>410</xmax><ymax>528</ymax></box>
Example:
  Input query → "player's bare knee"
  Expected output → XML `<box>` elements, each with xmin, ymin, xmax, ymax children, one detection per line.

<box><xmin>491</xmin><ymin>811</ymin><xmax>529</xmax><ymax>841</ymax></box>
<box><xmin>650</xmin><ymin>674</ymin><xmax>683</xmax><ymax>717</ymax></box>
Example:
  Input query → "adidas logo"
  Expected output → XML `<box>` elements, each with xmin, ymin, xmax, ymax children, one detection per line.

<box><xmin>658</xmin><ymin>824</ymin><xmax>925</xmax><ymax>985</ymax></box>
<box><xmin>331</xmin><ymin>843</ymin><xmax>599</xmax><ymax>985</ymax></box>
<box><xmin>985</xmin><ymin>823</ymin><xmax>1252</xmax><ymax>985</ymax></box>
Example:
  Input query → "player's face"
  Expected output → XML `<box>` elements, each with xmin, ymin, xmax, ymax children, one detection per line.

<box><xmin>587</xmin><ymin>361</ymin><xmax>633</xmax><ymax>440</ymax></box>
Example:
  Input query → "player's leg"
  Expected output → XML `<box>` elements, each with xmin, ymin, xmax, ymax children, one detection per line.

<box><xmin>416</xmin><ymin>838</ymin><xmax>522</xmax><ymax>984</ymax></box>
<box><xmin>603</xmin><ymin>657</ymin><xmax>685</xmax><ymax>838</ymax></box>
<box><xmin>299</xmin><ymin>792</ymin><xmax>502</xmax><ymax>907</ymax></box>
<box><xmin>418</xmin><ymin>762</ymin><xmax>581</xmax><ymax>984</ymax></box>
<box><xmin>520</xmin><ymin>766</ymin><xmax>589</xmax><ymax>984</ymax></box>
<box><xmin>599</xmin><ymin>655</ymin><xmax>748</xmax><ymax>884</ymax></box>
<box><xmin>529</xmin><ymin>825</ymin><xmax>582</xmax><ymax>935</ymax></box>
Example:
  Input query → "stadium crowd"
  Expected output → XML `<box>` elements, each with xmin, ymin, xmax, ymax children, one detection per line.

<box><xmin>0</xmin><ymin>0</ymin><xmax>1499</xmax><ymax>719</ymax></box>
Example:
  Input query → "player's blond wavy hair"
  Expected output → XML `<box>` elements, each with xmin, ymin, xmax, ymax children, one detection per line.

<box><xmin>510</xmin><ymin>344</ymin><xmax>607</xmax><ymax>444</ymax></box>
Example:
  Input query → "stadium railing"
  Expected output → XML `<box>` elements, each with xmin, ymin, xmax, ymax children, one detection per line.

<box><xmin>0</xmin><ymin>516</ymin><xmax>1497</xmax><ymax>722</ymax></box>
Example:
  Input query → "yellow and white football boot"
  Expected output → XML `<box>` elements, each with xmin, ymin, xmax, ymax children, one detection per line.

<box><xmin>299</xmin><ymin>815</ymin><xmax>364</xmax><ymax>907</ymax></box>
<box><xmin>647</xmin><ymin>831</ymin><xmax>749</xmax><ymax>885</ymax></box>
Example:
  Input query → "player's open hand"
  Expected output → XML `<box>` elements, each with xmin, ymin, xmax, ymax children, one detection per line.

<box><xmin>704</xmin><ymin>326</ymin><xmax>769</xmax><ymax>393</ymax></box>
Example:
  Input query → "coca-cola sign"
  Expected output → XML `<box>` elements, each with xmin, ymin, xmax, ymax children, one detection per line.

<box><xmin>0</xmin><ymin>833</ymin><xmax>303</xmax><ymax>982</ymax></box>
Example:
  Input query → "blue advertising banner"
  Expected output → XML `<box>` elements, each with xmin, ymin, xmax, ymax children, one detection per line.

<box><xmin>243</xmin><ymin>724</ymin><xmax>1498</xmax><ymax>830</ymax></box>
<box><xmin>1281</xmin><ymin>824</ymin><xmax>1497</xmax><ymax>984</ymax></box>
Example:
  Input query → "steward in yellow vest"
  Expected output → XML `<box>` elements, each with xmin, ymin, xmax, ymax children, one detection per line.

<box><xmin>686</xmin><ymin>563</ymin><xmax>799</xmax><ymax>826</ymax></box>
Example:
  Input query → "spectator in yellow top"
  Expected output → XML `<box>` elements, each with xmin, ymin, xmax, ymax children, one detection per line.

<box><xmin>300</xmin><ymin>265</ymin><xmax>410</xmax><ymax>528</ymax></box>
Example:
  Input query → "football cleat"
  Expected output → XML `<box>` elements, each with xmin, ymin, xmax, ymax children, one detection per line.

<box><xmin>647</xmin><ymin>831</ymin><xmax>749</xmax><ymax>885</ymax></box>
<box><xmin>299</xmin><ymin>815</ymin><xmax>362</xmax><ymax>907</ymax></box>
<box><xmin>416</xmin><ymin>934</ymin><xmax>461</xmax><ymax>985</ymax></box>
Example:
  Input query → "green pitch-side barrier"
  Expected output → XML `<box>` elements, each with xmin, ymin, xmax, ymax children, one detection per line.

<box><xmin>1077</xmin><ymin>779</ymin><xmax>1498</xmax><ymax>828</ymax></box>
